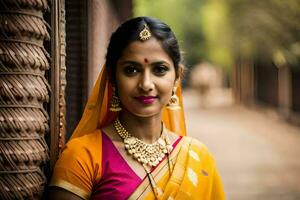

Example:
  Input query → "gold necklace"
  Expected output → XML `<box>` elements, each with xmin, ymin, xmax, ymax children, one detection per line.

<box><xmin>113</xmin><ymin>118</ymin><xmax>173</xmax><ymax>167</ymax></box>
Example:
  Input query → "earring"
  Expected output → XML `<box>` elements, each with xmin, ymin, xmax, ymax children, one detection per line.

<box><xmin>110</xmin><ymin>88</ymin><xmax>122</xmax><ymax>112</ymax></box>
<box><xmin>167</xmin><ymin>86</ymin><xmax>181</xmax><ymax>110</ymax></box>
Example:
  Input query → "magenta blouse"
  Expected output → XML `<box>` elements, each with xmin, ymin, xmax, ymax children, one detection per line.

<box><xmin>91</xmin><ymin>132</ymin><xmax>182</xmax><ymax>200</ymax></box>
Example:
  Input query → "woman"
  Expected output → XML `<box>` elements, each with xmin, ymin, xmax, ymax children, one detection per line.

<box><xmin>49</xmin><ymin>17</ymin><xmax>225</xmax><ymax>200</ymax></box>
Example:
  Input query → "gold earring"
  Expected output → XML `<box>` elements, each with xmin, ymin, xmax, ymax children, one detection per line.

<box><xmin>167</xmin><ymin>86</ymin><xmax>181</xmax><ymax>110</ymax></box>
<box><xmin>110</xmin><ymin>89</ymin><xmax>122</xmax><ymax>112</ymax></box>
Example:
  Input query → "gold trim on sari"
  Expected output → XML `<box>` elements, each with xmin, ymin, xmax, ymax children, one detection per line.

<box><xmin>50</xmin><ymin>178</ymin><xmax>90</xmax><ymax>200</ymax></box>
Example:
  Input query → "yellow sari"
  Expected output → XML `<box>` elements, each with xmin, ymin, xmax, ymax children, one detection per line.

<box><xmin>50</xmin><ymin>66</ymin><xmax>226</xmax><ymax>200</ymax></box>
<box><xmin>128</xmin><ymin>137</ymin><xmax>225</xmax><ymax>200</ymax></box>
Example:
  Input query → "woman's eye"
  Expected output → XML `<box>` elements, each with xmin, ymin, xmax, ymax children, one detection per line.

<box><xmin>124</xmin><ymin>66</ymin><xmax>139</xmax><ymax>75</ymax></box>
<box><xmin>153</xmin><ymin>65</ymin><xmax>168</xmax><ymax>75</ymax></box>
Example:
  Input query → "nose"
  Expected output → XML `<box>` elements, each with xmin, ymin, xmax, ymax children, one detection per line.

<box><xmin>138</xmin><ymin>70</ymin><xmax>154</xmax><ymax>92</ymax></box>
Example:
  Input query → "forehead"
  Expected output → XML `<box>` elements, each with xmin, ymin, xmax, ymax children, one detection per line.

<box><xmin>118</xmin><ymin>38</ymin><xmax>173</xmax><ymax>64</ymax></box>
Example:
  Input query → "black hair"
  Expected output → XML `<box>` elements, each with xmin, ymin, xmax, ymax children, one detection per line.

<box><xmin>106</xmin><ymin>17</ymin><xmax>181</xmax><ymax>83</ymax></box>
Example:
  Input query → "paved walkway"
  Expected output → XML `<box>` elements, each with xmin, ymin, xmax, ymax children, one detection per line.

<box><xmin>183</xmin><ymin>89</ymin><xmax>300</xmax><ymax>200</ymax></box>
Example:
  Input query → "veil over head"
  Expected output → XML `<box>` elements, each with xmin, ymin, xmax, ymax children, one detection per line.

<box><xmin>70</xmin><ymin>64</ymin><xmax>186</xmax><ymax>140</ymax></box>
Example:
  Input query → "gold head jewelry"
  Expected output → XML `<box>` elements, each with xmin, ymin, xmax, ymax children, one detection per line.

<box><xmin>109</xmin><ymin>89</ymin><xmax>122</xmax><ymax>112</ymax></box>
<box><xmin>114</xmin><ymin>118</ymin><xmax>173</xmax><ymax>167</ymax></box>
<box><xmin>167</xmin><ymin>86</ymin><xmax>181</xmax><ymax>110</ymax></box>
<box><xmin>139</xmin><ymin>24</ymin><xmax>151</xmax><ymax>41</ymax></box>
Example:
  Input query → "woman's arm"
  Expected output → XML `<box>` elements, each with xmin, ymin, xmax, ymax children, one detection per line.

<box><xmin>46</xmin><ymin>187</ymin><xmax>85</xmax><ymax>200</ymax></box>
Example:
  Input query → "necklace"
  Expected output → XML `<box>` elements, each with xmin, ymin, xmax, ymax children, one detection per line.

<box><xmin>113</xmin><ymin>118</ymin><xmax>173</xmax><ymax>168</ymax></box>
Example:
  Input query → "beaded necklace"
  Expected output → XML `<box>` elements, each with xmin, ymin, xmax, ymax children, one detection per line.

<box><xmin>113</xmin><ymin>118</ymin><xmax>174</xmax><ymax>199</ymax></box>
<box><xmin>113</xmin><ymin>118</ymin><xmax>173</xmax><ymax>167</ymax></box>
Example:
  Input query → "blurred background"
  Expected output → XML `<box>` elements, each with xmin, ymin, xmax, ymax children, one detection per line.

<box><xmin>135</xmin><ymin>0</ymin><xmax>300</xmax><ymax>199</ymax></box>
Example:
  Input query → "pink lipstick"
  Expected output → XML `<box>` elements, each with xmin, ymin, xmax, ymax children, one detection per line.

<box><xmin>136</xmin><ymin>96</ymin><xmax>157</xmax><ymax>104</ymax></box>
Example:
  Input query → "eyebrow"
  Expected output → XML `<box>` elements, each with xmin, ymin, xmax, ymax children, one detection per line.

<box><xmin>119</xmin><ymin>60</ymin><xmax>171</xmax><ymax>66</ymax></box>
<box><xmin>151</xmin><ymin>61</ymin><xmax>171</xmax><ymax>66</ymax></box>
<box><xmin>119</xmin><ymin>60</ymin><xmax>141</xmax><ymax>66</ymax></box>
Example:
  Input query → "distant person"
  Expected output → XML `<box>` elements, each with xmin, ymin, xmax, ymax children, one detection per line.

<box><xmin>190</xmin><ymin>62</ymin><xmax>220</xmax><ymax>107</ymax></box>
<box><xmin>48</xmin><ymin>17</ymin><xmax>225</xmax><ymax>200</ymax></box>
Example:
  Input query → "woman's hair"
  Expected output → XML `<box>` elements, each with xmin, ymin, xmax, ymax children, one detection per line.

<box><xmin>106</xmin><ymin>17</ymin><xmax>182</xmax><ymax>83</ymax></box>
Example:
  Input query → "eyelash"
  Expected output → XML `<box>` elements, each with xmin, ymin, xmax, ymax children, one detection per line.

<box><xmin>123</xmin><ymin>66</ymin><xmax>139</xmax><ymax>75</ymax></box>
<box><xmin>123</xmin><ymin>65</ymin><xmax>169</xmax><ymax>76</ymax></box>
<box><xmin>153</xmin><ymin>65</ymin><xmax>169</xmax><ymax>75</ymax></box>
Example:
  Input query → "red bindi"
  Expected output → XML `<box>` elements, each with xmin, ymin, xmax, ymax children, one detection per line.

<box><xmin>144</xmin><ymin>58</ymin><xmax>148</xmax><ymax>63</ymax></box>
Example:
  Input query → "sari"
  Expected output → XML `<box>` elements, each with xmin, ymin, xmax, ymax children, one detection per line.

<box><xmin>128</xmin><ymin>137</ymin><xmax>225</xmax><ymax>200</ymax></box>
<box><xmin>49</xmin><ymin>65</ymin><xmax>225</xmax><ymax>200</ymax></box>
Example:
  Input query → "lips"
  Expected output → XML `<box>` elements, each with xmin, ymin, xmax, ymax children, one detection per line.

<box><xmin>135</xmin><ymin>96</ymin><xmax>157</xmax><ymax>104</ymax></box>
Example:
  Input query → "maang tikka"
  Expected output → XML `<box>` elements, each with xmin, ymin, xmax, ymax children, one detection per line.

<box><xmin>139</xmin><ymin>24</ymin><xmax>151</xmax><ymax>41</ymax></box>
<box><xmin>109</xmin><ymin>88</ymin><xmax>122</xmax><ymax>112</ymax></box>
<box><xmin>167</xmin><ymin>86</ymin><xmax>181</xmax><ymax>110</ymax></box>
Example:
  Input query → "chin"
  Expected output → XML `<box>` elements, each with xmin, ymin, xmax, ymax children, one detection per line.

<box><xmin>127</xmin><ymin>107</ymin><xmax>162</xmax><ymax>118</ymax></box>
<box><xmin>133</xmin><ymin>113</ymin><xmax>159</xmax><ymax>118</ymax></box>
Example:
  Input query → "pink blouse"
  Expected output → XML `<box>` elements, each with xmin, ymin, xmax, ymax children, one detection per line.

<box><xmin>91</xmin><ymin>132</ymin><xmax>182</xmax><ymax>200</ymax></box>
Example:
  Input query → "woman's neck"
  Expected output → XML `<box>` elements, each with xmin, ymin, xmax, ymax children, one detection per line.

<box><xmin>118</xmin><ymin>111</ymin><xmax>162</xmax><ymax>144</ymax></box>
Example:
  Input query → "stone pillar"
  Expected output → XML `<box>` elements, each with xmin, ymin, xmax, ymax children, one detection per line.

<box><xmin>278</xmin><ymin>65</ymin><xmax>292</xmax><ymax>118</ymax></box>
<box><xmin>231</xmin><ymin>61</ymin><xmax>242</xmax><ymax>104</ymax></box>
<box><xmin>0</xmin><ymin>0</ymin><xmax>50</xmax><ymax>199</ymax></box>
<box><xmin>240</xmin><ymin>59</ymin><xmax>255</xmax><ymax>105</ymax></box>
<box><xmin>231</xmin><ymin>59</ymin><xmax>255</xmax><ymax>105</ymax></box>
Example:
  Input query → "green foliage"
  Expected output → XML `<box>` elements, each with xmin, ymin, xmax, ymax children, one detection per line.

<box><xmin>134</xmin><ymin>0</ymin><xmax>205</xmax><ymax>68</ymax></box>
<box><xmin>200</xmin><ymin>0</ymin><xmax>233</xmax><ymax>70</ymax></box>
<box><xmin>134</xmin><ymin>0</ymin><xmax>300</xmax><ymax>69</ymax></box>
<box><xmin>224</xmin><ymin>0</ymin><xmax>300</xmax><ymax>67</ymax></box>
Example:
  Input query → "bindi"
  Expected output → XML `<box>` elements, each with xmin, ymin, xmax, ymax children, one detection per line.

<box><xmin>144</xmin><ymin>58</ymin><xmax>148</xmax><ymax>63</ymax></box>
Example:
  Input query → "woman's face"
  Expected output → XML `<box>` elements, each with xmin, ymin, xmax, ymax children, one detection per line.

<box><xmin>115</xmin><ymin>37</ymin><xmax>177</xmax><ymax>118</ymax></box>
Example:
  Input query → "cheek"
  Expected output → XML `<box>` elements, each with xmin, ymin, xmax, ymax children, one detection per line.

<box><xmin>115</xmin><ymin>75</ymin><xmax>136</xmax><ymax>98</ymax></box>
<box><xmin>157</xmin><ymin>69</ymin><xmax>176</xmax><ymax>93</ymax></box>
<box><xmin>115</xmin><ymin>73</ymin><xmax>126</xmax><ymax>95</ymax></box>
<box><xmin>158</xmin><ymin>77</ymin><xmax>175</xmax><ymax>97</ymax></box>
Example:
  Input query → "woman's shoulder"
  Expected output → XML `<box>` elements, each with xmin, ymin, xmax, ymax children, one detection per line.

<box><xmin>67</xmin><ymin>129</ymin><xmax>102</xmax><ymax>144</ymax></box>
<box><xmin>163</xmin><ymin>129</ymin><xmax>211</xmax><ymax>155</ymax></box>
<box><xmin>182</xmin><ymin>136</ymin><xmax>207</xmax><ymax>148</ymax></box>
<box><xmin>181</xmin><ymin>135</ymin><xmax>216</xmax><ymax>163</ymax></box>
<box><xmin>62</xmin><ymin>129</ymin><xmax>103</xmax><ymax>156</ymax></box>
<box><xmin>54</xmin><ymin>130</ymin><xmax>104</xmax><ymax>181</ymax></box>
<box><xmin>166</xmin><ymin>131</ymin><xmax>210</xmax><ymax>154</ymax></box>
<box><xmin>51</xmin><ymin>130</ymin><xmax>104</xmax><ymax>198</ymax></box>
